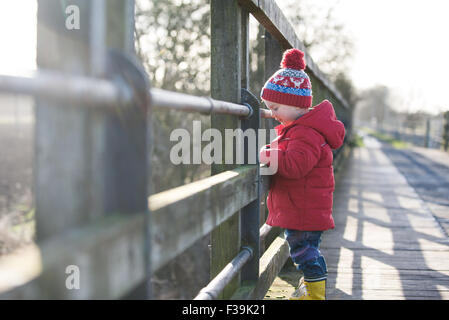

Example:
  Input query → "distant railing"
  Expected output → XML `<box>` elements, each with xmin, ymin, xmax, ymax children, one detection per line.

<box><xmin>357</xmin><ymin>119</ymin><xmax>445</xmax><ymax>150</ymax></box>
<box><xmin>0</xmin><ymin>0</ymin><xmax>352</xmax><ymax>300</ymax></box>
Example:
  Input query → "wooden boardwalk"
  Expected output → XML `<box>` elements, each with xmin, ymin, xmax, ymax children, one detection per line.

<box><xmin>266</xmin><ymin>136</ymin><xmax>449</xmax><ymax>300</ymax></box>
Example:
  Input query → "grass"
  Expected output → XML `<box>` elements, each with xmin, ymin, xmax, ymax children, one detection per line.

<box><xmin>349</xmin><ymin>133</ymin><xmax>365</xmax><ymax>148</ymax></box>
<box><xmin>360</xmin><ymin>128</ymin><xmax>409</xmax><ymax>149</ymax></box>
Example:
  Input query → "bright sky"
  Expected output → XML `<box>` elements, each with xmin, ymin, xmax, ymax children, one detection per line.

<box><xmin>0</xmin><ymin>1</ymin><xmax>37</xmax><ymax>74</ymax></box>
<box><xmin>312</xmin><ymin>0</ymin><xmax>449</xmax><ymax>114</ymax></box>
<box><xmin>1</xmin><ymin>0</ymin><xmax>448</xmax><ymax>114</ymax></box>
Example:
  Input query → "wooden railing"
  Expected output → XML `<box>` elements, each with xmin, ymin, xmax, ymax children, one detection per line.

<box><xmin>0</xmin><ymin>0</ymin><xmax>352</xmax><ymax>300</ymax></box>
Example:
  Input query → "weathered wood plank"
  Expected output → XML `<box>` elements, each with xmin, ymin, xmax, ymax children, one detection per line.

<box><xmin>0</xmin><ymin>166</ymin><xmax>258</xmax><ymax>299</ymax></box>
<box><xmin>326</xmin><ymin>288</ymin><xmax>449</xmax><ymax>300</ymax></box>
<box><xmin>252</xmin><ymin>236</ymin><xmax>289</xmax><ymax>299</ymax></box>
<box><xmin>265</xmin><ymin>140</ymin><xmax>449</xmax><ymax>300</ymax></box>
<box><xmin>150</xmin><ymin>165</ymin><xmax>258</xmax><ymax>272</ymax></box>
<box><xmin>323</xmin><ymin>144</ymin><xmax>449</xmax><ymax>300</ymax></box>
<box><xmin>0</xmin><ymin>212</ymin><xmax>146</xmax><ymax>299</ymax></box>
<box><xmin>231</xmin><ymin>236</ymin><xmax>290</xmax><ymax>299</ymax></box>
<box><xmin>210</xmin><ymin>0</ymin><xmax>244</xmax><ymax>299</ymax></box>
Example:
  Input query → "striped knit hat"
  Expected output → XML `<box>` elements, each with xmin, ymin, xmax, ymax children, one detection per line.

<box><xmin>261</xmin><ymin>48</ymin><xmax>312</xmax><ymax>108</ymax></box>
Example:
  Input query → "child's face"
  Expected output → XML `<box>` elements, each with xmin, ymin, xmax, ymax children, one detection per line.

<box><xmin>263</xmin><ymin>100</ymin><xmax>303</xmax><ymax>125</ymax></box>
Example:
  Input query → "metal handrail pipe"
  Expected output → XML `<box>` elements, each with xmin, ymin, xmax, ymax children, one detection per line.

<box><xmin>194</xmin><ymin>247</ymin><xmax>253</xmax><ymax>300</ymax></box>
<box><xmin>0</xmin><ymin>71</ymin><xmax>131</xmax><ymax>107</ymax></box>
<box><xmin>260</xmin><ymin>108</ymin><xmax>273</xmax><ymax>119</ymax></box>
<box><xmin>0</xmin><ymin>72</ymin><xmax>273</xmax><ymax>120</ymax></box>
<box><xmin>151</xmin><ymin>87</ymin><xmax>252</xmax><ymax>117</ymax></box>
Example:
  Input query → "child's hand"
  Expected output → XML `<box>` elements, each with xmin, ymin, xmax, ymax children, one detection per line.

<box><xmin>259</xmin><ymin>144</ymin><xmax>271</xmax><ymax>164</ymax></box>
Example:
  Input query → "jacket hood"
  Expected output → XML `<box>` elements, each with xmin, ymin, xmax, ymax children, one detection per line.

<box><xmin>275</xmin><ymin>100</ymin><xmax>345</xmax><ymax>149</ymax></box>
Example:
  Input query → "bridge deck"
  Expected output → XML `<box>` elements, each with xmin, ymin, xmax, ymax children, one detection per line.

<box><xmin>265</xmin><ymin>136</ymin><xmax>449</xmax><ymax>300</ymax></box>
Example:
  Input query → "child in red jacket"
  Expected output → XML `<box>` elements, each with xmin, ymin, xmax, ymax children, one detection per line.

<box><xmin>259</xmin><ymin>48</ymin><xmax>345</xmax><ymax>300</ymax></box>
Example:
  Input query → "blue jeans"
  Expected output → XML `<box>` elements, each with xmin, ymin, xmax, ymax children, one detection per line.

<box><xmin>284</xmin><ymin>229</ymin><xmax>328</xmax><ymax>282</ymax></box>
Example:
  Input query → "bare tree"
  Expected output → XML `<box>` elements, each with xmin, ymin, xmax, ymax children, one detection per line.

<box><xmin>279</xmin><ymin>0</ymin><xmax>355</xmax><ymax>81</ymax></box>
<box><xmin>135</xmin><ymin>0</ymin><xmax>211</xmax><ymax>195</ymax></box>
<box><xmin>355</xmin><ymin>85</ymin><xmax>391</xmax><ymax>126</ymax></box>
<box><xmin>135</xmin><ymin>0</ymin><xmax>211</xmax><ymax>299</ymax></box>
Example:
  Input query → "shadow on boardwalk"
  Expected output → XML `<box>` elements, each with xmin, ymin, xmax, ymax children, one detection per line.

<box><xmin>322</xmin><ymin>135</ymin><xmax>449</xmax><ymax>299</ymax></box>
<box><xmin>267</xmin><ymin>134</ymin><xmax>449</xmax><ymax>300</ymax></box>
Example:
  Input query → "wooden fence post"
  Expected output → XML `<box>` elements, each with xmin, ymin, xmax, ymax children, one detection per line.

<box><xmin>35</xmin><ymin>0</ymin><xmax>150</xmax><ymax>298</ymax></box>
<box><xmin>425</xmin><ymin>118</ymin><xmax>430</xmax><ymax>148</ymax></box>
<box><xmin>264</xmin><ymin>31</ymin><xmax>282</xmax><ymax>134</ymax></box>
<box><xmin>262</xmin><ymin>30</ymin><xmax>282</xmax><ymax>247</ymax></box>
<box><xmin>36</xmin><ymin>0</ymin><xmax>94</xmax><ymax>242</ymax></box>
<box><xmin>210</xmin><ymin>0</ymin><xmax>242</xmax><ymax>299</ymax></box>
<box><xmin>239</xmin><ymin>6</ymin><xmax>261</xmax><ymax>285</ymax></box>
<box><xmin>443</xmin><ymin>111</ymin><xmax>449</xmax><ymax>151</ymax></box>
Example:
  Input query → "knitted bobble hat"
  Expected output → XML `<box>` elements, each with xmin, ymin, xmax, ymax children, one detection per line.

<box><xmin>261</xmin><ymin>48</ymin><xmax>312</xmax><ymax>108</ymax></box>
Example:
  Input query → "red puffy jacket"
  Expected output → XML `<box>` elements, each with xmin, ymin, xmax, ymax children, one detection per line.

<box><xmin>261</xmin><ymin>100</ymin><xmax>345</xmax><ymax>231</ymax></box>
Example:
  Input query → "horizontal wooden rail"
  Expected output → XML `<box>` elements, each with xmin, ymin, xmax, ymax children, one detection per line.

<box><xmin>0</xmin><ymin>212</ymin><xmax>147</xmax><ymax>299</ymax></box>
<box><xmin>150</xmin><ymin>165</ymin><xmax>258</xmax><ymax>272</ymax></box>
<box><xmin>0</xmin><ymin>219</ymin><xmax>277</xmax><ymax>301</ymax></box>
<box><xmin>232</xmin><ymin>235</ymin><xmax>290</xmax><ymax>300</ymax></box>
<box><xmin>259</xmin><ymin>224</ymin><xmax>272</xmax><ymax>243</ymax></box>
<box><xmin>0</xmin><ymin>166</ymin><xmax>259</xmax><ymax>299</ymax></box>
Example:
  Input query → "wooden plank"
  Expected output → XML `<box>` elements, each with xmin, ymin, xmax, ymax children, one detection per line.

<box><xmin>324</xmin><ymin>250</ymin><xmax>449</xmax><ymax>272</ymax></box>
<box><xmin>0</xmin><ymin>166</ymin><xmax>257</xmax><ymax>299</ymax></box>
<box><xmin>252</xmin><ymin>236</ymin><xmax>290</xmax><ymax>299</ymax></box>
<box><xmin>265</xmin><ymin>141</ymin><xmax>449</xmax><ymax>300</ymax></box>
<box><xmin>326</xmin><ymin>288</ymin><xmax>449</xmax><ymax>300</ymax></box>
<box><xmin>260</xmin><ymin>225</ymin><xmax>282</xmax><ymax>255</ymax></box>
<box><xmin>150</xmin><ymin>165</ymin><xmax>258</xmax><ymax>272</ymax></box>
<box><xmin>329</xmin><ymin>276</ymin><xmax>449</xmax><ymax>289</ymax></box>
<box><xmin>324</xmin><ymin>145</ymin><xmax>449</xmax><ymax>300</ymax></box>
<box><xmin>0</xmin><ymin>212</ymin><xmax>146</xmax><ymax>299</ymax></box>
<box><xmin>231</xmin><ymin>236</ymin><xmax>290</xmax><ymax>299</ymax></box>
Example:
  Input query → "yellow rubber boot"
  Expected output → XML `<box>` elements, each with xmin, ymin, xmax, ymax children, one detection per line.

<box><xmin>290</xmin><ymin>278</ymin><xmax>326</xmax><ymax>300</ymax></box>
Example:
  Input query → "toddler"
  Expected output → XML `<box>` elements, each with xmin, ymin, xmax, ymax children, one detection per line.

<box><xmin>259</xmin><ymin>48</ymin><xmax>345</xmax><ymax>300</ymax></box>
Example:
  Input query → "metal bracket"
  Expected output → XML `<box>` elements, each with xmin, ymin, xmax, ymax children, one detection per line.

<box><xmin>105</xmin><ymin>49</ymin><xmax>151</xmax><ymax>113</ymax></box>
<box><xmin>241</xmin><ymin>246</ymin><xmax>254</xmax><ymax>259</ymax></box>
<box><xmin>240</xmin><ymin>88</ymin><xmax>260</xmax><ymax>119</ymax></box>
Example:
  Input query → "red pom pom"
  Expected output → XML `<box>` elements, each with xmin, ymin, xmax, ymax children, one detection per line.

<box><xmin>281</xmin><ymin>48</ymin><xmax>306</xmax><ymax>70</ymax></box>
